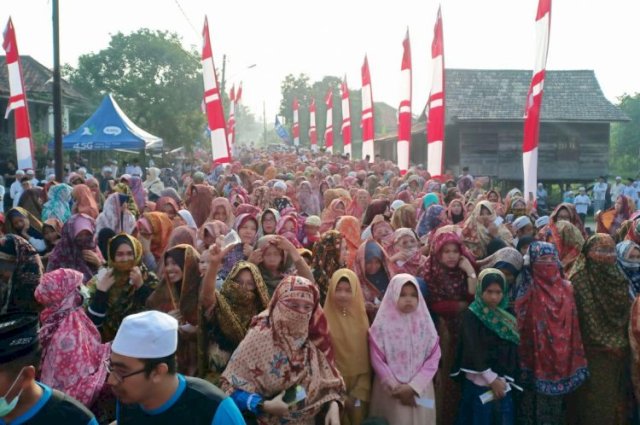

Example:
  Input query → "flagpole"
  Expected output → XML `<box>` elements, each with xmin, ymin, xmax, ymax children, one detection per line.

<box><xmin>52</xmin><ymin>0</ymin><xmax>63</xmax><ymax>181</ymax></box>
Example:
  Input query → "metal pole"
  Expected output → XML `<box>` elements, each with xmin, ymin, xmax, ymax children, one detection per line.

<box><xmin>52</xmin><ymin>0</ymin><xmax>63</xmax><ymax>181</ymax></box>
<box><xmin>220</xmin><ymin>54</ymin><xmax>226</xmax><ymax>101</ymax></box>
<box><xmin>263</xmin><ymin>100</ymin><xmax>267</xmax><ymax>145</ymax></box>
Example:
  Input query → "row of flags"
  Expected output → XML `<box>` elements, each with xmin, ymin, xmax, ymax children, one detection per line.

<box><xmin>3</xmin><ymin>0</ymin><xmax>551</xmax><ymax>199</ymax></box>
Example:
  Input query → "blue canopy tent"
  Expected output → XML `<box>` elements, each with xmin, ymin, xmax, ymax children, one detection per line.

<box><xmin>48</xmin><ymin>94</ymin><xmax>163</xmax><ymax>151</ymax></box>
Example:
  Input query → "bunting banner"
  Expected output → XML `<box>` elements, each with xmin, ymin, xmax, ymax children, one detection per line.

<box><xmin>309</xmin><ymin>99</ymin><xmax>318</xmax><ymax>153</ymax></box>
<box><xmin>236</xmin><ymin>81</ymin><xmax>243</xmax><ymax>103</ymax></box>
<box><xmin>2</xmin><ymin>18</ymin><xmax>34</xmax><ymax>170</ymax></box>
<box><xmin>522</xmin><ymin>0</ymin><xmax>551</xmax><ymax>201</ymax></box>
<box><xmin>275</xmin><ymin>116</ymin><xmax>291</xmax><ymax>145</ymax></box>
<box><xmin>397</xmin><ymin>29</ymin><xmax>412</xmax><ymax>175</ymax></box>
<box><xmin>361</xmin><ymin>55</ymin><xmax>375</xmax><ymax>163</ymax></box>
<box><xmin>292</xmin><ymin>98</ymin><xmax>300</xmax><ymax>147</ymax></box>
<box><xmin>426</xmin><ymin>6</ymin><xmax>445</xmax><ymax>177</ymax></box>
<box><xmin>201</xmin><ymin>16</ymin><xmax>230</xmax><ymax>165</ymax></box>
<box><xmin>340</xmin><ymin>77</ymin><xmax>352</xmax><ymax>157</ymax></box>
<box><xmin>227</xmin><ymin>84</ymin><xmax>236</xmax><ymax>152</ymax></box>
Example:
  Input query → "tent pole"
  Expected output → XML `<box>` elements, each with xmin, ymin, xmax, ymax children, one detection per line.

<box><xmin>52</xmin><ymin>0</ymin><xmax>64</xmax><ymax>182</ymax></box>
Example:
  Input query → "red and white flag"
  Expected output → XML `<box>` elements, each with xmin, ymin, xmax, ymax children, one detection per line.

<box><xmin>235</xmin><ymin>81</ymin><xmax>243</xmax><ymax>103</ymax></box>
<box><xmin>340</xmin><ymin>77</ymin><xmax>351</xmax><ymax>157</ymax></box>
<box><xmin>227</xmin><ymin>84</ymin><xmax>236</xmax><ymax>151</ymax></box>
<box><xmin>2</xmin><ymin>18</ymin><xmax>34</xmax><ymax>171</ymax></box>
<box><xmin>324</xmin><ymin>89</ymin><xmax>334</xmax><ymax>154</ymax></box>
<box><xmin>522</xmin><ymin>0</ymin><xmax>551</xmax><ymax>201</ymax></box>
<box><xmin>361</xmin><ymin>55</ymin><xmax>375</xmax><ymax>163</ymax></box>
<box><xmin>201</xmin><ymin>16</ymin><xmax>230</xmax><ymax>165</ymax></box>
<box><xmin>309</xmin><ymin>99</ymin><xmax>318</xmax><ymax>152</ymax></box>
<box><xmin>397</xmin><ymin>29</ymin><xmax>412</xmax><ymax>175</ymax></box>
<box><xmin>426</xmin><ymin>6</ymin><xmax>445</xmax><ymax>177</ymax></box>
<box><xmin>292</xmin><ymin>98</ymin><xmax>300</xmax><ymax>147</ymax></box>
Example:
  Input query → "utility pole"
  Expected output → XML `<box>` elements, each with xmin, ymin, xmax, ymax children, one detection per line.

<box><xmin>220</xmin><ymin>54</ymin><xmax>226</xmax><ymax>101</ymax></box>
<box><xmin>52</xmin><ymin>0</ymin><xmax>63</xmax><ymax>181</ymax></box>
<box><xmin>263</xmin><ymin>101</ymin><xmax>267</xmax><ymax>146</ymax></box>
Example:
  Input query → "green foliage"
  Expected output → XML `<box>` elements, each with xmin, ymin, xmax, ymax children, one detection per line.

<box><xmin>66</xmin><ymin>28</ymin><xmax>205</xmax><ymax>151</ymax></box>
<box><xmin>610</xmin><ymin>93</ymin><xmax>640</xmax><ymax>176</ymax></box>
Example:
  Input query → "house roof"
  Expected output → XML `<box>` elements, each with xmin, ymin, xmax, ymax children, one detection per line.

<box><xmin>446</xmin><ymin>69</ymin><xmax>628</xmax><ymax>122</ymax></box>
<box><xmin>375</xmin><ymin>68</ymin><xmax>628</xmax><ymax>142</ymax></box>
<box><xmin>0</xmin><ymin>55</ymin><xmax>87</xmax><ymax>105</ymax></box>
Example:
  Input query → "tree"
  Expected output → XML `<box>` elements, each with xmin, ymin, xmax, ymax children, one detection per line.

<box><xmin>67</xmin><ymin>29</ymin><xmax>205</xmax><ymax>151</ymax></box>
<box><xmin>610</xmin><ymin>93</ymin><xmax>640</xmax><ymax>176</ymax></box>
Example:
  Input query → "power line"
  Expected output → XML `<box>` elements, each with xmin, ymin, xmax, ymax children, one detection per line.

<box><xmin>172</xmin><ymin>0</ymin><xmax>199</xmax><ymax>38</ymax></box>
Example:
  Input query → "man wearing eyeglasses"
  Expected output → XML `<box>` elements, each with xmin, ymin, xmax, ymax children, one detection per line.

<box><xmin>108</xmin><ymin>310</ymin><xmax>245</xmax><ymax>425</ymax></box>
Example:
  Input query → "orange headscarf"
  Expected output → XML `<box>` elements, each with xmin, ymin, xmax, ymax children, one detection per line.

<box><xmin>138</xmin><ymin>212</ymin><xmax>173</xmax><ymax>260</ymax></box>
<box><xmin>72</xmin><ymin>184</ymin><xmax>99</xmax><ymax>219</ymax></box>
<box><xmin>335</xmin><ymin>216</ymin><xmax>361</xmax><ymax>268</ymax></box>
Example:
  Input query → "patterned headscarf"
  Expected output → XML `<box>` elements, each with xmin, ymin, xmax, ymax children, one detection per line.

<box><xmin>46</xmin><ymin>214</ymin><xmax>101</xmax><ymax>282</ymax></box>
<box><xmin>0</xmin><ymin>234</ymin><xmax>43</xmax><ymax>314</ymax></box>
<box><xmin>462</xmin><ymin>200</ymin><xmax>496</xmax><ymax>259</ymax></box>
<box><xmin>551</xmin><ymin>220</ymin><xmax>585</xmax><ymax>274</ymax></box>
<box><xmin>469</xmin><ymin>268</ymin><xmax>519</xmax><ymax>344</ymax></box>
<box><xmin>311</xmin><ymin>230</ymin><xmax>345</xmax><ymax>303</ymax></box>
<box><xmin>42</xmin><ymin>183</ymin><xmax>73</xmax><ymax>224</ymax></box>
<box><xmin>617</xmin><ymin>240</ymin><xmax>640</xmax><ymax>298</ymax></box>
<box><xmin>71</xmin><ymin>184</ymin><xmax>99</xmax><ymax>219</ymax></box>
<box><xmin>569</xmin><ymin>234</ymin><xmax>631</xmax><ymax>348</ymax></box>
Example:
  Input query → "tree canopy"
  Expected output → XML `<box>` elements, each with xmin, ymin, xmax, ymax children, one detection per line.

<box><xmin>67</xmin><ymin>29</ymin><xmax>205</xmax><ymax>150</ymax></box>
<box><xmin>610</xmin><ymin>93</ymin><xmax>640</xmax><ymax>177</ymax></box>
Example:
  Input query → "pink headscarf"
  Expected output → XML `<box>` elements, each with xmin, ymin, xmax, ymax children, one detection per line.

<box><xmin>369</xmin><ymin>273</ymin><xmax>440</xmax><ymax>383</ymax></box>
<box><xmin>35</xmin><ymin>269</ymin><xmax>110</xmax><ymax>406</ymax></box>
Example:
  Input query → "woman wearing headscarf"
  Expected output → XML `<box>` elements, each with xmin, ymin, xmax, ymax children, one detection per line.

<box><xmin>221</xmin><ymin>275</ymin><xmax>344</xmax><ymax>424</ymax></box>
<box><xmin>4</xmin><ymin>207</ymin><xmax>46</xmax><ymax>252</ymax></box>
<box><xmin>347</xmin><ymin>189</ymin><xmax>371</xmax><ymax>222</ymax></box>
<box><xmin>251</xmin><ymin>185</ymin><xmax>273</xmax><ymax>213</ymax></box>
<box><xmin>616</xmin><ymin>240</ymin><xmax>640</xmax><ymax>298</ymax></box>
<box><xmin>126</xmin><ymin>176</ymin><xmax>145</xmax><ymax>213</ymax></box>
<box><xmin>446</xmin><ymin>199</ymin><xmax>467</xmax><ymax>225</ymax></box>
<box><xmin>423</xmin><ymin>231</ymin><xmax>477</xmax><ymax>425</ymax></box>
<box><xmin>368</xmin><ymin>274</ymin><xmax>441</xmax><ymax>424</ymax></box>
<box><xmin>156</xmin><ymin>196</ymin><xmax>181</xmax><ymax>227</ymax></box>
<box><xmin>320</xmin><ymin>198</ymin><xmax>348</xmax><ymax>233</ymax></box>
<box><xmin>311</xmin><ymin>230</ymin><xmax>348</xmax><ymax>303</ymax></box>
<box><xmin>177</xmin><ymin>209</ymin><xmax>198</xmax><ymax>231</ymax></box>
<box><xmin>477</xmin><ymin>247</ymin><xmax>524</xmax><ymax>309</ymax></box>
<box><xmin>143</xmin><ymin>167</ymin><xmax>164</xmax><ymax>201</ymax></box>
<box><xmin>354</xmin><ymin>240</ymin><xmax>393</xmax><ymax>322</ymax></box>
<box><xmin>112</xmin><ymin>181</ymin><xmax>139</xmax><ymax>218</ymax></box>
<box><xmin>71</xmin><ymin>184</ymin><xmax>99</xmax><ymax>220</ymax></box>
<box><xmin>324</xmin><ymin>269</ymin><xmax>371</xmax><ymax>425</ymax></box>
<box><xmin>462</xmin><ymin>200</ymin><xmax>497</xmax><ymax>259</ymax></box>
<box><xmin>0</xmin><ymin>234</ymin><xmax>43</xmax><ymax>314</ymax></box>
<box><xmin>391</xmin><ymin>204</ymin><xmax>417</xmax><ymax>231</ymax></box>
<box><xmin>218</xmin><ymin>214</ymin><xmax>259</xmax><ymax>282</ymax></box>
<box><xmin>416</xmin><ymin>204</ymin><xmax>448</xmax><ymax>240</ymax></box>
<box><xmin>451</xmin><ymin>269</ymin><xmax>520</xmax><ymax>425</ymax></box>
<box><xmin>41</xmin><ymin>217</ymin><xmax>62</xmax><ymax>262</ymax></box>
<box><xmin>167</xmin><ymin>225</ymin><xmax>198</xmax><ymax>249</ymax></box>
<box><xmin>197</xmin><ymin>220</ymin><xmax>229</xmax><ymax>253</ymax></box>
<box><xmin>199</xmin><ymin>253</ymin><xmax>270</xmax><ymax>384</ymax></box>
<box><xmin>249</xmin><ymin>234</ymin><xmax>295</xmax><ymax>293</ymax></box>
<box><xmin>629</xmin><ymin>298</ymin><xmax>640</xmax><ymax>420</ymax></box>
<box><xmin>42</xmin><ymin>183</ymin><xmax>73</xmax><ymax>223</ymax></box>
<box><xmin>297</xmin><ymin>181</ymin><xmax>321</xmax><ymax>217</ymax></box>
<box><xmin>258</xmin><ymin>208</ymin><xmax>280</xmax><ymax>238</ymax></box>
<box><xmin>389</xmin><ymin>228</ymin><xmax>428</xmax><ymax>277</ymax></box>
<box><xmin>146</xmin><ymin>244</ymin><xmax>202</xmax><ymax>376</ymax></box>
<box><xmin>47</xmin><ymin>213</ymin><xmax>103</xmax><ymax>281</ymax></box>
<box><xmin>550</xmin><ymin>220</ymin><xmax>585</xmax><ymax>275</ymax></box>
<box><xmin>597</xmin><ymin>194</ymin><xmax>633</xmax><ymax>237</ymax></box>
<box><xmin>210</xmin><ymin>197</ymin><xmax>235</xmax><ymax>229</ymax></box>
<box><xmin>362</xmin><ymin>199</ymin><xmax>391</xmax><ymax>228</ymax></box>
<box><xmin>96</xmin><ymin>192</ymin><xmax>137</xmax><ymax>235</ymax></box>
<box><xmin>86</xmin><ymin>233</ymin><xmax>158</xmax><ymax>342</ymax></box>
<box><xmin>514</xmin><ymin>242</ymin><xmax>588</xmax><ymax>424</ymax></box>
<box><xmin>187</xmin><ymin>183</ymin><xmax>216</xmax><ymax>228</ymax></box>
<box><xmin>136</xmin><ymin>211</ymin><xmax>173</xmax><ymax>272</ymax></box>
<box><xmin>18</xmin><ymin>187</ymin><xmax>44</xmax><ymax>220</ymax></box>
<box><xmin>335</xmin><ymin>216</ymin><xmax>362</xmax><ymax>268</ymax></box>
<box><xmin>539</xmin><ymin>202</ymin><xmax>587</xmax><ymax>242</ymax></box>
<box><xmin>35</xmin><ymin>268</ymin><xmax>110</xmax><ymax>407</ymax></box>
<box><xmin>567</xmin><ymin>234</ymin><xmax>631</xmax><ymax>425</ymax></box>
<box><xmin>85</xmin><ymin>177</ymin><xmax>104</xmax><ymax>211</ymax></box>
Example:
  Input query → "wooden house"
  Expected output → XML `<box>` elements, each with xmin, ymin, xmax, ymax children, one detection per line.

<box><xmin>375</xmin><ymin>69</ymin><xmax>629</xmax><ymax>185</ymax></box>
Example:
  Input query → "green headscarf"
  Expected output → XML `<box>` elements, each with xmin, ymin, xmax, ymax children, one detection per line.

<box><xmin>468</xmin><ymin>268</ymin><xmax>520</xmax><ymax>344</ymax></box>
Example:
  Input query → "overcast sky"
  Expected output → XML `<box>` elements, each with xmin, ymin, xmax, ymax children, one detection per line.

<box><xmin>5</xmin><ymin>0</ymin><xmax>640</xmax><ymax>123</ymax></box>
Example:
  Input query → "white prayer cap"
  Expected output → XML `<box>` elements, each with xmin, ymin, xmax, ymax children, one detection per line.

<box><xmin>535</xmin><ymin>216</ymin><xmax>550</xmax><ymax>228</ymax></box>
<box><xmin>25</xmin><ymin>169</ymin><xmax>35</xmax><ymax>175</ymax></box>
<box><xmin>513</xmin><ymin>216</ymin><xmax>532</xmax><ymax>231</ymax></box>
<box><xmin>616</xmin><ymin>176</ymin><xmax>622</xmax><ymax>180</ymax></box>
<box><xmin>112</xmin><ymin>311</ymin><xmax>178</xmax><ymax>359</ymax></box>
<box><xmin>273</xmin><ymin>180</ymin><xmax>287</xmax><ymax>191</ymax></box>
<box><xmin>16</xmin><ymin>170</ymin><xmax>25</xmax><ymax>176</ymax></box>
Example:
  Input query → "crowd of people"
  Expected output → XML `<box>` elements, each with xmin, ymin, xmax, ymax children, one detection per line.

<box><xmin>1</xmin><ymin>147</ymin><xmax>640</xmax><ymax>425</ymax></box>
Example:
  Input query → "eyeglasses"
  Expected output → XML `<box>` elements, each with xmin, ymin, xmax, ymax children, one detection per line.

<box><xmin>105</xmin><ymin>360</ymin><xmax>146</xmax><ymax>384</ymax></box>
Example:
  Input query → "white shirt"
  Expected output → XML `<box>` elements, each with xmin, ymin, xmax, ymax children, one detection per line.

<box><xmin>623</xmin><ymin>185</ymin><xmax>638</xmax><ymax>202</ymax></box>
<box><xmin>593</xmin><ymin>183</ymin><xmax>607</xmax><ymax>201</ymax></box>
<box><xmin>573</xmin><ymin>194</ymin><xmax>591</xmax><ymax>214</ymax></box>
<box><xmin>612</xmin><ymin>183</ymin><xmax>624</xmax><ymax>201</ymax></box>
<box><xmin>125</xmin><ymin>165</ymin><xmax>142</xmax><ymax>177</ymax></box>
<box><xmin>10</xmin><ymin>181</ymin><xmax>23</xmax><ymax>207</ymax></box>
